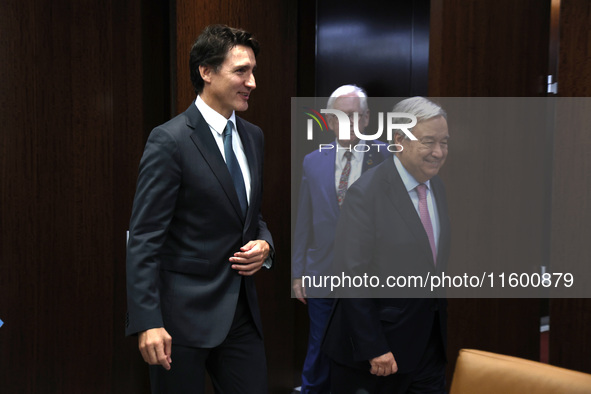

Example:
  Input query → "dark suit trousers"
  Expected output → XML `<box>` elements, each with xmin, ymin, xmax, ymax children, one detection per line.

<box><xmin>330</xmin><ymin>315</ymin><xmax>446</xmax><ymax>394</ymax></box>
<box><xmin>149</xmin><ymin>282</ymin><xmax>267</xmax><ymax>394</ymax></box>
<box><xmin>301</xmin><ymin>298</ymin><xmax>334</xmax><ymax>393</ymax></box>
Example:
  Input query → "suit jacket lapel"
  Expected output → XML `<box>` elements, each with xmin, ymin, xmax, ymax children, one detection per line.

<box><xmin>185</xmin><ymin>105</ymin><xmax>245</xmax><ymax>222</ymax></box>
<box><xmin>235</xmin><ymin>117</ymin><xmax>258</xmax><ymax>226</ymax></box>
<box><xmin>431</xmin><ymin>177</ymin><xmax>450</xmax><ymax>270</ymax></box>
<box><xmin>382</xmin><ymin>159</ymin><xmax>436</xmax><ymax>266</ymax></box>
<box><xmin>321</xmin><ymin>142</ymin><xmax>339</xmax><ymax>211</ymax></box>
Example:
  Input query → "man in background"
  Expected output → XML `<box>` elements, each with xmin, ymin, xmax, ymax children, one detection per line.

<box><xmin>126</xmin><ymin>25</ymin><xmax>274</xmax><ymax>393</ymax></box>
<box><xmin>292</xmin><ymin>85</ymin><xmax>390</xmax><ymax>393</ymax></box>
<box><xmin>323</xmin><ymin>97</ymin><xmax>451</xmax><ymax>393</ymax></box>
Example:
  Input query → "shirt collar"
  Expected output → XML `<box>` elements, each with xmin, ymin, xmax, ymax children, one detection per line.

<box><xmin>393</xmin><ymin>155</ymin><xmax>431</xmax><ymax>192</ymax></box>
<box><xmin>195</xmin><ymin>96</ymin><xmax>237</xmax><ymax>135</ymax></box>
<box><xmin>335</xmin><ymin>140</ymin><xmax>363</xmax><ymax>162</ymax></box>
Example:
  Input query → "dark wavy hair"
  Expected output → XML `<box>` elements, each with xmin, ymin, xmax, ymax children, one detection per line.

<box><xmin>189</xmin><ymin>25</ymin><xmax>260</xmax><ymax>94</ymax></box>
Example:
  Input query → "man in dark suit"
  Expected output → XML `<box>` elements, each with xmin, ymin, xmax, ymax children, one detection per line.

<box><xmin>292</xmin><ymin>85</ymin><xmax>391</xmax><ymax>393</ymax></box>
<box><xmin>126</xmin><ymin>25</ymin><xmax>273</xmax><ymax>393</ymax></box>
<box><xmin>323</xmin><ymin>97</ymin><xmax>450</xmax><ymax>393</ymax></box>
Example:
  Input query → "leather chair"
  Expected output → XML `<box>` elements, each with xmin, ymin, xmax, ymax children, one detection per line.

<box><xmin>449</xmin><ymin>349</ymin><xmax>591</xmax><ymax>394</ymax></box>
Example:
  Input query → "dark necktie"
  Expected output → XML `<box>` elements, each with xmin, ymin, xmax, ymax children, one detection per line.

<box><xmin>416</xmin><ymin>183</ymin><xmax>437</xmax><ymax>265</ymax></box>
<box><xmin>337</xmin><ymin>151</ymin><xmax>353</xmax><ymax>207</ymax></box>
<box><xmin>223</xmin><ymin>121</ymin><xmax>248</xmax><ymax>217</ymax></box>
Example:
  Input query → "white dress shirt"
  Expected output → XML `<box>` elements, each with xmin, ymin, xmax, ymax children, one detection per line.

<box><xmin>393</xmin><ymin>155</ymin><xmax>441</xmax><ymax>250</ymax></box>
<box><xmin>195</xmin><ymin>96</ymin><xmax>251</xmax><ymax>204</ymax></box>
<box><xmin>196</xmin><ymin>97</ymin><xmax>273</xmax><ymax>268</ymax></box>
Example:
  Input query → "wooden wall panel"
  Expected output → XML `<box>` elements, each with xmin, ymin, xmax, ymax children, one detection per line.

<box><xmin>0</xmin><ymin>0</ymin><xmax>148</xmax><ymax>391</ymax></box>
<box><xmin>548</xmin><ymin>0</ymin><xmax>591</xmax><ymax>370</ymax></box>
<box><xmin>556</xmin><ymin>0</ymin><xmax>591</xmax><ymax>97</ymax></box>
<box><xmin>429</xmin><ymin>0</ymin><xmax>591</xmax><ymax>378</ymax></box>
<box><xmin>174</xmin><ymin>1</ymin><xmax>298</xmax><ymax>392</ymax></box>
<box><xmin>428</xmin><ymin>0</ymin><xmax>552</xmax><ymax>383</ymax></box>
<box><xmin>437</xmin><ymin>99</ymin><xmax>544</xmax><ymax>382</ymax></box>
<box><xmin>548</xmin><ymin>0</ymin><xmax>591</xmax><ymax>374</ymax></box>
<box><xmin>548</xmin><ymin>99</ymin><xmax>591</xmax><ymax>372</ymax></box>
<box><xmin>430</xmin><ymin>0</ymin><xmax>551</xmax><ymax>96</ymax></box>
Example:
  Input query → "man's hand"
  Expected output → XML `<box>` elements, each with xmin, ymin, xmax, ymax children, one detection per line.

<box><xmin>369</xmin><ymin>351</ymin><xmax>398</xmax><ymax>376</ymax></box>
<box><xmin>292</xmin><ymin>278</ymin><xmax>307</xmax><ymax>304</ymax></box>
<box><xmin>230</xmin><ymin>240</ymin><xmax>270</xmax><ymax>276</ymax></box>
<box><xmin>138</xmin><ymin>327</ymin><xmax>172</xmax><ymax>370</ymax></box>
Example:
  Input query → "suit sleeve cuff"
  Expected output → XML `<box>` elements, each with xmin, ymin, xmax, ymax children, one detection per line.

<box><xmin>263</xmin><ymin>243</ymin><xmax>275</xmax><ymax>269</ymax></box>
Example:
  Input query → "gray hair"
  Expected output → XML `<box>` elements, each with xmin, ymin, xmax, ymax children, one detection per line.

<box><xmin>391</xmin><ymin>97</ymin><xmax>447</xmax><ymax>139</ymax></box>
<box><xmin>326</xmin><ymin>84</ymin><xmax>369</xmax><ymax>112</ymax></box>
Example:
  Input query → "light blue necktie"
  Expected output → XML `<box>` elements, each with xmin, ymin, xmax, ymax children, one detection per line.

<box><xmin>223</xmin><ymin>121</ymin><xmax>248</xmax><ymax>217</ymax></box>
